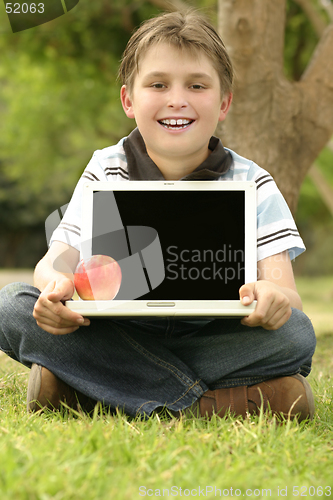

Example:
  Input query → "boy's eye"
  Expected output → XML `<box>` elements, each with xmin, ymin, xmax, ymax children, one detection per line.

<box><xmin>151</xmin><ymin>83</ymin><xmax>166</xmax><ymax>89</ymax></box>
<box><xmin>190</xmin><ymin>84</ymin><xmax>206</xmax><ymax>90</ymax></box>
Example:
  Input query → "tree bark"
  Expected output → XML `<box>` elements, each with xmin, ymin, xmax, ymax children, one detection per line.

<box><xmin>217</xmin><ymin>0</ymin><xmax>333</xmax><ymax>214</ymax></box>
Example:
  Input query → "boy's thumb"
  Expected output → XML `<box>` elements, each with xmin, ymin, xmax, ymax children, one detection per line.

<box><xmin>44</xmin><ymin>280</ymin><xmax>60</xmax><ymax>301</ymax></box>
<box><xmin>239</xmin><ymin>283</ymin><xmax>254</xmax><ymax>305</ymax></box>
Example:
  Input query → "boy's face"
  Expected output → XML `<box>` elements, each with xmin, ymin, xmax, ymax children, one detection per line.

<box><xmin>121</xmin><ymin>43</ymin><xmax>232</xmax><ymax>179</ymax></box>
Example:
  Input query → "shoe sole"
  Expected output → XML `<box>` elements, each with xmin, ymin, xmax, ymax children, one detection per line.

<box><xmin>27</xmin><ymin>363</ymin><xmax>43</xmax><ymax>412</ymax></box>
<box><xmin>291</xmin><ymin>374</ymin><xmax>315</xmax><ymax>420</ymax></box>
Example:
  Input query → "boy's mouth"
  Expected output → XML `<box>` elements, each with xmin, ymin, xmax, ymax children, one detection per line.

<box><xmin>158</xmin><ymin>118</ymin><xmax>194</xmax><ymax>130</ymax></box>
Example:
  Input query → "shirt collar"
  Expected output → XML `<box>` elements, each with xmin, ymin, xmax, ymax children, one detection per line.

<box><xmin>123</xmin><ymin>127</ymin><xmax>233</xmax><ymax>181</ymax></box>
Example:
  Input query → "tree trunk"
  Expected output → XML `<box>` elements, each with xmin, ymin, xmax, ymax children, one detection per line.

<box><xmin>217</xmin><ymin>0</ymin><xmax>333</xmax><ymax>214</ymax></box>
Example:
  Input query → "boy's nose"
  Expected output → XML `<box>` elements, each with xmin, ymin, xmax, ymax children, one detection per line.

<box><xmin>167</xmin><ymin>88</ymin><xmax>188</xmax><ymax>109</ymax></box>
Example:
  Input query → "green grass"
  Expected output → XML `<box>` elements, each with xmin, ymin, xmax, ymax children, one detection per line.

<box><xmin>1</xmin><ymin>276</ymin><xmax>332</xmax><ymax>500</ymax></box>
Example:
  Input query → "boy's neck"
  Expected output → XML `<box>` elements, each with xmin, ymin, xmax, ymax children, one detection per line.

<box><xmin>147</xmin><ymin>146</ymin><xmax>212</xmax><ymax>181</ymax></box>
<box><xmin>123</xmin><ymin>128</ymin><xmax>233</xmax><ymax>181</ymax></box>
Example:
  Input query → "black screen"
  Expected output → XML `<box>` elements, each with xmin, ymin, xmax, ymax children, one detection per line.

<box><xmin>91</xmin><ymin>190</ymin><xmax>245</xmax><ymax>300</ymax></box>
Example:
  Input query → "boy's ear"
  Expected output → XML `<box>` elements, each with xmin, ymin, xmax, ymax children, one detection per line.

<box><xmin>218</xmin><ymin>92</ymin><xmax>233</xmax><ymax>122</ymax></box>
<box><xmin>120</xmin><ymin>85</ymin><xmax>135</xmax><ymax>119</ymax></box>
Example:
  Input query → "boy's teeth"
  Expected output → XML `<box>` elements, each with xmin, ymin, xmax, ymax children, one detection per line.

<box><xmin>160</xmin><ymin>119</ymin><xmax>192</xmax><ymax>128</ymax></box>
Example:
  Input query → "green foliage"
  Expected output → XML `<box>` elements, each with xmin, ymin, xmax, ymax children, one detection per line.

<box><xmin>317</xmin><ymin>146</ymin><xmax>333</xmax><ymax>184</ymax></box>
<box><xmin>0</xmin><ymin>0</ymin><xmax>163</xmax><ymax>266</ymax></box>
<box><xmin>284</xmin><ymin>0</ymin><xmax>320</xmax><ymax>80</ymax></box>
<box><xmin>0</xmin><ymin>0</ymin><xmax>161</xmax><ymax>231</ymax></box>
<box><xmin>295</xmin><ymin>146</ymin><xmax>333</xmax><ymax>276</ymax></box>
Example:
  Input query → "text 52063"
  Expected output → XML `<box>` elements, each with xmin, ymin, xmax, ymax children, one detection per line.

<box><xmin>5</xmin><ymin>3</ymin><xmax>45</xmax><ymax>13</ymax></box>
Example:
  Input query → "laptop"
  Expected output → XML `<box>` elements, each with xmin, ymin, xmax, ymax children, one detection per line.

<box><xmin>66</xmin><ymin>180</ymin><xmax>257</xmax><ymax>317</ymax></box>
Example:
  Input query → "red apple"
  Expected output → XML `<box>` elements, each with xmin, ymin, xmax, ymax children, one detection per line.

<box><xmin>74</xmin><ymin>255</ymin><xmax>122</xmax><ymax>300</ymax></box>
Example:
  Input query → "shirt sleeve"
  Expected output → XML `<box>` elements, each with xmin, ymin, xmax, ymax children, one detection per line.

<box><xmin>49</xmin><ymin>152</ymin><xmax>109</xmax><ymax>250</ymax></box>
<box><xmin>249</xmin><ymin>166</ymin><xmax>306</xmax><ymax>262</ymax></box>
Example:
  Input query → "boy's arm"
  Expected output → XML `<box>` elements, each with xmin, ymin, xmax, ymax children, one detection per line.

<box><xmin>33</xmin><ymin>241</ymin><xmax>90</xmax><ymax>335</ymax></box>
<box><xmin>239</xmin><ymin>250</ymin><xmax>302</xmax><ymax>331</ymax></box>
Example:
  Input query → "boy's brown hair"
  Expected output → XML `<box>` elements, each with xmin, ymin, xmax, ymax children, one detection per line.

<box><xmin>118</xmin><ymin>10</ymin><xmax>233</xmax><ymax>96</ymax></box>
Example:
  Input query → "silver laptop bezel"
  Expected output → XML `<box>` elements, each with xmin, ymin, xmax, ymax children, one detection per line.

<box><xmin>70</xmin><ymin>180</ymin><xmax>257</xmax><ymax>316</ymax></box>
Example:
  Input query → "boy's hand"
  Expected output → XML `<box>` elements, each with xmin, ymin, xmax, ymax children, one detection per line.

<box><xmin>239</xmin><ymin>281</ymin><xmax>292</xmax><ymax>331</ymax></box>
<box><xmin>33</xmin><ymin>279</ymin><xmax>90</xmax><ymax>335</ymax></box>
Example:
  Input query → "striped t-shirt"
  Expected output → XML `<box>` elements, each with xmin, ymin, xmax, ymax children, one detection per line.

<box><xmin>50</xmin><ymin>129</ymin><xmax>305</xmax><ymax>262</ymax></box>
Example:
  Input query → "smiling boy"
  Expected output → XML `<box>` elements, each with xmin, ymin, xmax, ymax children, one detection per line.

<box><xmin>120</xmin><ymin>44</ymin><xmax>232</xmax><ymax>180</ymax></box>
<box><xmin>0</xmin><ymin>11</ymin><xmax>316</xmax><ymax>420</ymax></box>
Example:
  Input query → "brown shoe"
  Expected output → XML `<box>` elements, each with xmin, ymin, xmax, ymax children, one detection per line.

<box><xmin>27</xmin><ymin>363</ymin><xmax>96</xmax><ymax>413</ymax></box>
<box><xmin>198</xmin><ymin>374</ymin><xmax>315</xmax><ymax>422</ymax></box>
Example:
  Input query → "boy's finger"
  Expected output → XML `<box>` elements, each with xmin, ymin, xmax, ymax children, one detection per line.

<box><xmin>41</xmin><ymin>280</ymin><xmax>56</xmax><ymax>295</ymax></box>
<box><xmin>35</xmin><ymin>319</ymin><xmax>81</xmax><ymax>336</ymax></box>
<box><xmin>241</xmin><ymin>312</ymin><xmax>258</xmax><ymax>327</ymax></box>
<box><xmin>241</xmin><ymin>294</ymin><xmax>270</xmax><ymax>326</ymax></box>
<box><xmin>49</xmin><ymin>303</ymin><xmax>89</xmax><ymax>326</ymax></box>
<box><xmin>262</xmin><ymin>304</ymin><xmax>292</xmax><ymax>331</ymax></box>
<box><xmin>46</xmin><ymin>281</ymin><xmax>74</xmax><ymax>303</ymax></box>
<box><xmin>35</xmin><ymin>295</ymin><xmax>89</xmax><ymax>327</ymax></box>
<box><xmin>239</xmin><ymin>283</ymin><xmax>255</xmax><ymax>305</ymax></box>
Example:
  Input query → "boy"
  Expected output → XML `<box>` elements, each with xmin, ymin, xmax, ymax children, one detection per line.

<box><xmin>0</xmin><ymin>11</ymin><xmax>316</xmax><ymax>420</ymax></box>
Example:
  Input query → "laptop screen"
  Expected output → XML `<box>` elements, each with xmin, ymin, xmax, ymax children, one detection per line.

<box><xmin>89</xmin><ymin>188</ymin><xmax>248</xmax><ymax>301</ymax></box>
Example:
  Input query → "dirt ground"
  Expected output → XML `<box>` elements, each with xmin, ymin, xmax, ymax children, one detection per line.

<box><xmin>0</xmin><ymin>269</ymin><xmax>34</xmax><ymax>290</ymax></box>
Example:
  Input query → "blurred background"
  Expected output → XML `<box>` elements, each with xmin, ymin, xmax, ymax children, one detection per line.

<box><xmin>0</xmin><ymin>0</ymin><xmax>332</xmax><ymax>277</ymax></box>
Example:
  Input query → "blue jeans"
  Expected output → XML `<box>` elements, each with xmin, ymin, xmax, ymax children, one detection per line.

<box><xmin>0</xmin><ymin>282</ymin><xmax>316</xmax><ymax>417</ymax></box>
